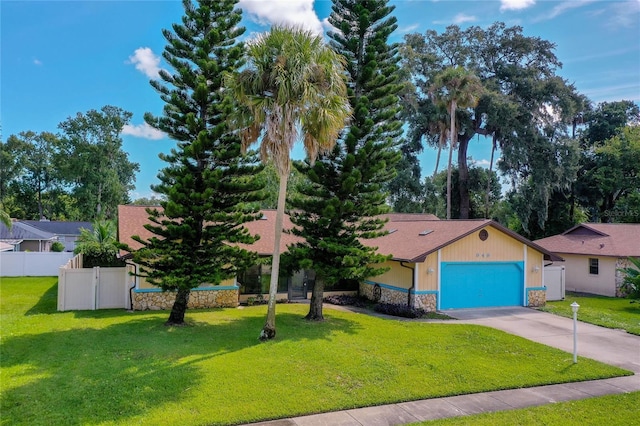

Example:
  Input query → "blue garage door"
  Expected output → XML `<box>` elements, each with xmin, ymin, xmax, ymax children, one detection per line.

<box><xmin>440</xmin><ymin>262</ymin><xmax>524</xmax><ymax>309</ymax></box>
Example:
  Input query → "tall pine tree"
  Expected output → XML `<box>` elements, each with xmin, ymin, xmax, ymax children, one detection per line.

<box><xmin>129</xmin><ymin>0</ymin><xmax>265</xmax><ymax>326</ymax></box>
<box><xmin>287</xmin><ymin>0</ymin><xmax>403</xmax><ymax>320</ymax></box>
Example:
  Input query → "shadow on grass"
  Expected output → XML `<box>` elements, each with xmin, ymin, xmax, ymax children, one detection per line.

<box><xmin>25</xmin><ymin>282</ymin><xmax>58</xmax><ymax>316</ymax></box>
<box><xmin>1</xmin><ymin>309</ymin><xmax>360</xmax><ymax>425</ymax></box>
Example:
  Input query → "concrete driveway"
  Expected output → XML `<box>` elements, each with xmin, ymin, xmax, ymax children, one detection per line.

<box><xmin>443</xmin><ymin>306</ymin><xmax>640</xmax><ymax>374</ymax></box>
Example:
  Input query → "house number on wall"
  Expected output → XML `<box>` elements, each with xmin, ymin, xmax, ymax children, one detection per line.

<box><xmin>476</xmin><ymin>253</ymin><xmax>491</xmax><ymax>258</ymax></box>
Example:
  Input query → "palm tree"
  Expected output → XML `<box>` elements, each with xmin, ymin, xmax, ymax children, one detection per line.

<box><xmin>430</xmin><ymin>67</ymin><xmax>483</xmax><ymax>219</ymax></box>
<box><xmin>225</xmin><ymin>26</ymin><xmax>351</xmax><ymax>340</ymax></box>
<box><xmin>74</xmin><ymin>220</ymin><xmax>120</xmax><ymax>267</ymax></box>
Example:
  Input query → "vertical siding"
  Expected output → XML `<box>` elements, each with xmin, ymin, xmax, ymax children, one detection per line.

<box><xmin>417</xmin><ymin>253</ymin><xmax>439</xmax><ymax>291</ymax></box>
<box><xmin>559</xmin><ymin>254</ymin><xmax>618</xmax><ymax>296</ymax></box>
<box><xmin>441</xmin><ymin>226</ymin><xmax>524</xmax><ymax>262</ymax></box>
<box><xmin>369</xmin><ymin>260</ymin><xmax>413</xmax><ymax>290</ymax></box>
<box><xmin>526</xmin><ymin>249</ymin><xmax>544</xmax><ymax>288</ymax></box>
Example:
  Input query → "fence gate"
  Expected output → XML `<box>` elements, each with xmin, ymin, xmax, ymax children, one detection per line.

<box><xmin>58</xmin><ymin>259</ymin><xmax>128</xmax><ymax>311</ymax></box>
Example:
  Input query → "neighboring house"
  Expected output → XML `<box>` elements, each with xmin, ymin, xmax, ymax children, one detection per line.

<box><xmin>0</xmin><ymin>221</ymin><xmax>57</xmax><ymax>252</ymax></box>
<box><xmin>118</xmin><ymin>205</ymin><xmax>555</xmax><ymax>311</ymax></box>
<box><xmin>535</xmin><ymin>223</ymin><xmax>640</xmax><ymax>297</ymax></box>
<box><xmin>0</xmin><ymin>241</ymin><xmax>14</xmax><ymax>252</ymax></box>
<box><xmin>21</xmin><ymin>220</ymin><xmax>92</xmax><ymax>252</ymax></box>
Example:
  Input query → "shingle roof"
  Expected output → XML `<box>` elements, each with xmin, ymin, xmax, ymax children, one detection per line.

<box><xmin>535</xmin><ymin>223</ymin><xmax>640</xmax><ymax>258</ymax></box>
<box><xmin>21</xmin><ymin>220</ymin><xmax>92</xmax><ymax>236</ymax></box>
<box><xmin>0</xmin><ymin>222</ymin><xmax>56</xmax><ymax>241</ymax></box>
<box><xmin>118</xmin><ymin>205</ymin><xmax>554</xmax><ymax>261</ymax></box>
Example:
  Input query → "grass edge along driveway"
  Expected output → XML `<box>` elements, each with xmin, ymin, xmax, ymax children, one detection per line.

<box><xmin>540</xmin><ymin>292</ymin><xmax>640</xmax><ymax>336</ymax></box>
<box><xmin>0</xmin><ymin>277</ymin><xmax>632</xmax><ymax>426</ymax></box>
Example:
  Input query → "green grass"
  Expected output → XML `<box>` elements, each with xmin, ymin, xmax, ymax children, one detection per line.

<box><xmin>411</xmin><ymin>391</ymin><xmax>640</xmax><ymax>425</ymax></box>
<box><xmin>0</xmin><ymin>278</ymin><xmax>632</xmax><ymax>426</ymax></box>
<box><xmin>539</xmin><ymin>292</ymin><xmax>640</xmax><ymax>335</ymax></box>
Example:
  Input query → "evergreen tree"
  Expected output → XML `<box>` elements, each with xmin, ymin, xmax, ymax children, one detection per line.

<box><xmin>129</xmin><ymin>0</ymin><xmax>265</xmax><ymax>326</ymax></box>
<box><xmin>287</xmin><ymin>0</ymin><xmax>403</xmax><ymax>320</ymax></box>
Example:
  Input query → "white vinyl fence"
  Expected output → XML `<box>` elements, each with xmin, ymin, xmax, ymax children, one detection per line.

<box><xmin>0</xmin><ymin>252</ymin><xmax>74</xmax><ymax>276</ymax></box>
<box><xmin>58</xmin><ymin>255</ymin><xmax>131</xmax><ymax>311</ymax></box>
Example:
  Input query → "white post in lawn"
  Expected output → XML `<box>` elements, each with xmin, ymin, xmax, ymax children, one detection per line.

<box><xmin>571</xmin><ymin>301</ymin><xmax>580</xmax><ymax>363</ymax></box>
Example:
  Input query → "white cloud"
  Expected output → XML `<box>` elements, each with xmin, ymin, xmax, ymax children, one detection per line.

<box><xmin>398</xmin><ymin>23</ymin><xmax>420</xmax><ymax>33</ymax></box>
<box><xmin>500</xmin><ymin>0</ymin><xmax>536</xmax><ymax>12</ymax></box>
<box><xmin>238</xmin><ymin>0</ymin><xmax>324</xmax><ymax>34</ymax></box>
<box><xmin>33</xmin><ymin>58</ymin><xmax>43</xmax><ymax>66</ymax></box>
<box><xmin>608</xmin><ymin>0</ymin><xmax>640</xmax><ymax>28</ymax></box>
<box><xmin>452</xmin><ymin>13</ymin><xmax>477</xmax><ymax>24</ymax></box>
<box><xmin>534</xmin><ymin>0</ymin><xmax>597</xmax><ymax>21</ymax></box>
<box><xmin>472</xmin><ymin>159</ymin><xmax>492</xmax><ymax>167</ymax></box>
<box><xmin>121</xmin><ymin>123</ymin><xmax>166</xmax><ymax>140</ymax></box>
<box><xmin>127</xmin><ymin>47</ymin><xmax>162</xmax><ymax>79</ymax></box>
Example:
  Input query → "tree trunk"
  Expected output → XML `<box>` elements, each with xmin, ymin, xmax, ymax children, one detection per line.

<box><xmin>433</xmin><ymin>134</ymin><xmax>443</xmax><ymax>179</ymax></box>
<box><xmin>446</xmin><ymin>100</ymin><xmax>456</xmax><ymax>220</ymax></box>
<box><xmin>484</xmin><ymin>134</ymin><xmax>497</xmax><ymax>219</ymax></box>
<box><xmin>260</xmin><ymin>173</ymin><xmax>288</xmax><ymax>341</ymax></box>
<box><xmin>166</xmin><ymin>287</ymin><xmax>190</xmax><ymax>326</ymax></box>
<box><xmin>305</xmin><ymin>278</ymin><xmax>326</xmax><ymax>321</ymax></box>
<box><xmin>458</xmin><ymin>135</ymin><xmax>471</xmax><ymax>219</ymax></box>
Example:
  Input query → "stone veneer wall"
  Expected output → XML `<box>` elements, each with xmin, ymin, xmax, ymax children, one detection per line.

<box><xmin>527</xmin><ymin>289</ymin><xmax>546</xmax><ymax>307</ymax></box>
<box><xmin>133</xmin><ymin>288</ymin><xmax>239</xmax><ymax>311</ymax></box>
<box><xmin>360</xmin><ymin>281</ymin><xmax>437</xmax><ymax>312</ymax></box>
<box><xmin>615</xmin><ymin>257</ymin><xmax>633</xmax><ymax>297</ymax></box>
<box><xmin>411</xmin><ymin>293</ymin><xmax>437</xmax><ymax>312</ymax></box>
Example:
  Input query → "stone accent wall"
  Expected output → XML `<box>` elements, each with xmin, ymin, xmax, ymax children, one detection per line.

<box><xmin>615</xmin><ymin>257</ymin><xmax>632</xmax><ymax>297</ymax></box>
<box><xmin>361</xmin><ymin>282</ymin><xmax>437</xmax><ymax>312</ymax></box>
<box><xmin>527</xmin><ymin>289</ymin><xmax>546</xmax><ymax>307</ymax></box>
<box><xmin>411</xmin><ymin>294</ymin><xmax>437</xmax><ymax>312</ymax></box>
<box><xmin>133</xmin><ymin>288</ymin><xmax>239</xmax><ymax>311</ymax></box>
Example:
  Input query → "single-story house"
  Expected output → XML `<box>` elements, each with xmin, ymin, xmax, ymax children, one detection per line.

<box><xmin>0</xmin><ymin>221</ymin><xmax>57</xmax><ymax>252</ymax></box>
<box><xmin>21</xmin><ymin>220</ymin><xmax>92</xmax><ymax>252</ymax></box>
<box><xmin>118</xmin><ymin>205</ymin><xmax>556</xmax><ymax>311</ymax></box>
<box><xmin>535</xmin><ymin>223</ymin><xmax>640</xmax><ymax>297</ymax></box>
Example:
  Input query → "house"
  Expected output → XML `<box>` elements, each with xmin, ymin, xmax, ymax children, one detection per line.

<box><xmin>0</xmin><ymin>221</ymin><xmax>57</xmax><ymax>252</ymax></box>
<box><xmin>535</xmin><ymin>223</ymin><xmax>640</xmax><ymax>297</ymax></box>
<box><xmin>361</xmin><ymin>218</ymin><xmax>558</xmax><ymax>310</ymax></box>
<box><xmin>20</xmin><ymin>220</ymin><xmax>92</xmax><ymax>252</ymax></box>
<box><xmin>118</xmin><ymin>205</ymin><xmax>555</xmax><ymax>311</ymax></box>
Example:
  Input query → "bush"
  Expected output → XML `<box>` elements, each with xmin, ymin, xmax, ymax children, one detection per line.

<box><xmin>618</xmin><ymin>257</ymin><xmax>640</xmax><ymax>300</ymax></box>
<box><xmin>373</xmin><ymin>302</ymin><xmax>427</xmax><ymax>319</ymax></box>
<box><xmin>323</xmin><ymin>294</ymin><xmax>369</xmax><ymax>307</ymax></box>
<box><xmin>51</xmin><ymin>241</ymin><xmax>65</xmax><ymax>252</ymax></box>
<box><xmin>81</xmin><ymin>244</ymin><xmax>125</xmax><ymax>268</ymax></box>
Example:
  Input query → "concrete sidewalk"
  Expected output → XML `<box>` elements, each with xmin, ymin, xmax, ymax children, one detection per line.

<box><xmin>246</xmin><ymin>307</ymin><xmax>640</xmax><ymax>426</ymax></box>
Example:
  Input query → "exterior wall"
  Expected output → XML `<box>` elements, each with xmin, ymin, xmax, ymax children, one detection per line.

<box><xmin>440</xmin><ymin>227</ymin><xmax>523</xmax><ymax>262</ymax></box>
<box><xmin>526</xmin><ymin>249</ymin><xmax>544</xmax><ymax>288</ymax></box>
<box><xmin>527</xmin><ymin>289</ymin><xmax>546</xmax><ymax>307</ymax></box>
<box><xmin>371</xmin><ymin>260</ymin><xmax>413</xmax><ymax>290</ymax></box>
<box><xmin>418</xmin><ymin>253</ymin><xmax>439</xmax><ymax>291</ymax></box>
<box><xmin>20</xmin><ymin>240</ymin><xmax>52</xmax><ymax>252</ymax></box>
<box><xmin>132</xmin><ymin>287</ymin><xmax>239</xmax><ymax>310</ymax></box>
<box><xmin>558</xmin><ymin>254</ymin><xmax>618</xmax><ymax>297</ymax></box>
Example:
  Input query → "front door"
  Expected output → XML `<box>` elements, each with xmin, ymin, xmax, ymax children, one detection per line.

<box><xmin>288</xmin><ymin>270</ymin><xmax>307</xmax><ymax>300</ymax></box>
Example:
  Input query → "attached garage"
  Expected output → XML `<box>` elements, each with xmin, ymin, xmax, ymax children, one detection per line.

<box><xmin>440</xmin><ymin>261</ymin><xmax>524</xmax><ymax>309</ymax></box>
<box><xmin>362</xmin><ymin>217</ymin><xmax>559</xmax><ymax>311</ymax></box>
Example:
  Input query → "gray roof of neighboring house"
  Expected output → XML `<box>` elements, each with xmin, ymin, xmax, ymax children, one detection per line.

<box><xmin>20</xmin><ymin>220</ymin><xmax>92</xmax><ymax>236</ymax></box>
<box><xmin>0</xmin><ymin>222</ymin><xmax>56</xmax><ymax>241</ymax></box>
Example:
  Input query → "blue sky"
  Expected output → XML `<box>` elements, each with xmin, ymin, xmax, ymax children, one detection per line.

<box><xmin>2</xmin><ymin>0</ymin><xmax>639</xmax><ymax>199</ymax></box>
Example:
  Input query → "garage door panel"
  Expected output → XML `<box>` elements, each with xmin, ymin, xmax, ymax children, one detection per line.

<box><xmin>441</xmin><ymin>262</ymin><xmax>523</xmax><ymax>309</ymax></box>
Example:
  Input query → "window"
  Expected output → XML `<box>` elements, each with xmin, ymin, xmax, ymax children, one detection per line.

<box><xmin>589</xmin><ymin>258</ymin><xmax>599</xmax><ymax>275</ymax></box>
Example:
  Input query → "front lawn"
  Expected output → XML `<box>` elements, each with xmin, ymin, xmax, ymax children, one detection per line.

<box><xmin>539</xmin><ymin>292</ymin><xmax>640</xmax><ymax>335</ymax></box>
<box><xmin>0</xmin><ymin>278</ymin><xmax>631</xmax><ymax>426</ymax></box>
<box><xmin>412</xmin><ymin>391</ymin><xmax>640</xmax><ymax>425</ymax></box>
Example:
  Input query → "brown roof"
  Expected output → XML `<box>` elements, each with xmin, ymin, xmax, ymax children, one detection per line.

<box><xmin>117</xmin><ymin>205</ymin><xmax>301</xmax><ymax>255</ymax></box>
<box><xmin>535</xmin><ymin>223</ymin><xmax>640</xmax><ymax>258</ymax></box>
<box><xmin>119</xmin><ymin>205</ymin><xmax>554</xmax><ymax>261</ymax></box>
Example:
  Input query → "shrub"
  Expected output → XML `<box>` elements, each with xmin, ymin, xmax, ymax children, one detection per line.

<box><xmin>51</xmin><ymin>241</ymin><xmax>65</xmax><ymax>252</ymax></box>
<box><xmin>374</xmin><ymin>302</ymin><xmax>427</xmax><ymax>319</ymax></box>
<box><xmin>618</xmin><ymin>257</ymin><xmax>640</xmax><ymax>300</ymax></box>
<box><xmin>323</xmin><ymin>294</ymin><xmax>369</xmax><ymax>307</ymax></box>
